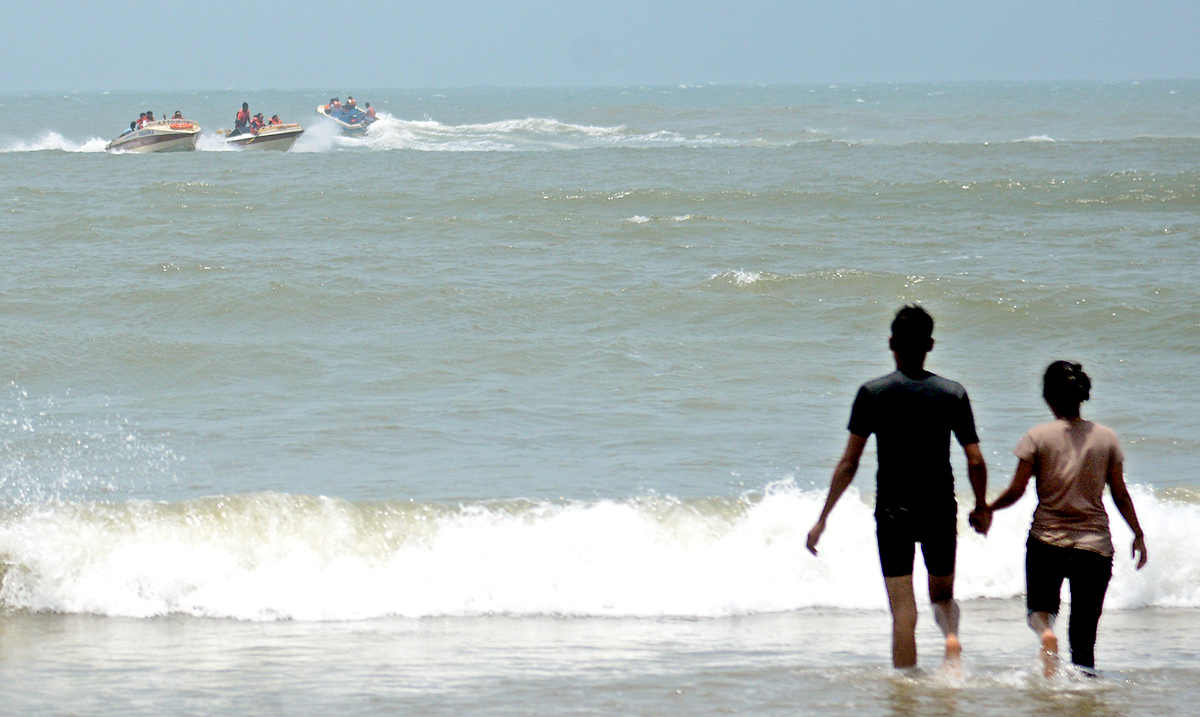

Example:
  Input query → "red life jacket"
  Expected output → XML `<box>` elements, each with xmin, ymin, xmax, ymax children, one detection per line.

<box><xmin>236</xmin><ymin>109</ymin><xmax>250</xmax><ymax>125</ymax></box>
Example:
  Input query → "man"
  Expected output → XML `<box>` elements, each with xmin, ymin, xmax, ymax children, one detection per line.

<box><xmin>806</xmin><ymin>305</ymin><xmax>988</xmax><ymax>670</ymax></box>
<box><xmin>235</xmin><ymin>102</ymin><xmax>251</xmax><ymax>135</ymax></box>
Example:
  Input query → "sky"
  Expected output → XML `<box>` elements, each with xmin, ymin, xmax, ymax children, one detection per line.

<box><xmin>3</xmin><ymin>1</ymin><xmax>1199</xmax><ymax>92</ymax></box>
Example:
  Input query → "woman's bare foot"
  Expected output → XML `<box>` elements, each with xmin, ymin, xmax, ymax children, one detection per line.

<box><xmin>1039</xmin><ymin>630</ymin><xmax>1058</xmax><ymax>679</ymax></box>
<box><xmin>943</xmin><ymin>634</ymin><xmax>962</xmax><ymax>671</ymax></box>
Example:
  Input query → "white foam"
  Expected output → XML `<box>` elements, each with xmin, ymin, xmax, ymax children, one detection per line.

<box><xmin>0</xmin><ymin>481</ymin><xmax>1189</xmax><ymax>621</ymax></box>
<box><xmin>288</xmin><ymin>120</ymin><xmax>342</xmax><ymax>153</ymax></box>
<box><xmin>0</xmin><ymin>131</ymin><xmax>107</xmax><ymax>153</ymax></box>
<box><xmin>351</xmin><ymin>114</ymin><xmax>716</xmax><ymax>152</ymax></box>
<box><xmin>710</xmin><ymin>269</ymin><xmax>772</xmax><ymax>286</ymax></box>
<box><xmin>195</xmin><ymin>133</ymin><xmax>237</xmax><ymax>152</ymax></box>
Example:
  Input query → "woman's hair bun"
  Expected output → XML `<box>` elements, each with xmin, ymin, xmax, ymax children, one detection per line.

<box><xmin>1043</xmin><ymin>360</ymin><xmax>1092</xmax><ymax>408</ymax></box>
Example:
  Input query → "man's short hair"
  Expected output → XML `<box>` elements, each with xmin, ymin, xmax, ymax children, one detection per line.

<box><xmin>890</xmin><ymin>305</ymin><xmax>934</xmax><ymax>356</ymax></box>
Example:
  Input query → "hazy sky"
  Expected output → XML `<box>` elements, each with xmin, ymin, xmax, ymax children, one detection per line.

<box><xmin>5</xmin><ymin>1</ymin><xmax>1198</xmax><ymax>92</ymax></box>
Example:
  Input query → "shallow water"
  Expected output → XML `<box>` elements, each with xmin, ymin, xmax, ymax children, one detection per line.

<box><xmin>1</xmin><ymin>603</ymin><xmax>1195</xmax><ymax>715</ymax></box>
<box><xmin>1</xmin><ymin>82</ymin><xmax>1198</xmax><ymax>713</ymax></box>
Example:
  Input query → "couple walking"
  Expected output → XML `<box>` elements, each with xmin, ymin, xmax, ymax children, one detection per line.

<box><xmin>806</xmin><ymin>305</ymin><xmax>1147</xmax><ymax>676</ymax></box>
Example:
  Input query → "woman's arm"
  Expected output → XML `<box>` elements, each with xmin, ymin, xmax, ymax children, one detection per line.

<box><xmin>1107</xmin><ymin>460</ymin><xmax>1148</xmax><ymax>569</ymax></box>
<box><xmin>970</xmin><ymin>458</ymin><xmax>1033</xmax><ymax>535</ymax></box>
<box><xmin>987</xmin><ymin>458</ymin><xmax>1035</xmax><ymax>513</ymax></box>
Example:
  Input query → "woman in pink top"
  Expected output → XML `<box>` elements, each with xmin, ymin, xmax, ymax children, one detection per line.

<box><xmin>982</xmin><ymin>361</ymin><xmax>1147</xmax><ymax>676</ymax></box>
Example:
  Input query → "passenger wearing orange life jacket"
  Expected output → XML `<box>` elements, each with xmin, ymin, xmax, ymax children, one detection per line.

<box><xmin>250</xmin><ymin>113</ymin><xmax>266</xmax><ymax>132</ymax></box>
<box><xmin>365</xmin><ymin>103</ymin><xmax>376</xmax><ymax>121</ymax></box>
<box><xmin>268</xmin><ymin>114</ymin><xmax>282</xmax><ymax>126</ymax></box>
<box><xmin>136</xmin><ymin>112</ymin><xmax>148</xmax><ymax>129</ymax></box>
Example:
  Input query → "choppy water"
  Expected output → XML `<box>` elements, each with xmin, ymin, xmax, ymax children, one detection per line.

<box><xmin>1</xmin><ymin>83</ymin><xmax>1198</xmax><ymax>714</ymax></box>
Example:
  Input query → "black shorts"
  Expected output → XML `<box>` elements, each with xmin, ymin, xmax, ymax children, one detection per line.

<box><xmin>875</xmin><ymin>505</ymin><xmax>957</xmax><ymax>578</ymax></box>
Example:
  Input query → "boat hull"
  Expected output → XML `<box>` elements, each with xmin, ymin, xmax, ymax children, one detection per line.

<box><xmin>220</xmin><ymin>124</ymin><xmax>304</xmax><ymax>151</ymax></box>
<box><xmin>106</xmin><ymin>120</ymin><xmax>200</xmax><ymax>153</ymax></box>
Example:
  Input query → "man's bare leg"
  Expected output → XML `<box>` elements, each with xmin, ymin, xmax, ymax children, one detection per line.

<box><xmin>884</xmin><ymin>575</ymin><xmax>918</xmax><ymax>669</ymax></box>
<box><xmin>929</xmin><ymin>573</ymin><xmax>961</xmax><ymax>668</ymax></box>
<box><xmin>1028</xmin><ymin>611</ymin><xmax>1058</xmax><ymax>678</ymax></box>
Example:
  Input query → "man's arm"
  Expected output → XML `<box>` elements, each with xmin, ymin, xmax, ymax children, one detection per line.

<box><xmin>807</xmin><ymin>433</ymin><xmax>868</xmax><ymax>556</ymax></box>
<box><xmin>963</xmin><ymin>443</ymin><xmax>989</xmax><ymax>534</ymax></box>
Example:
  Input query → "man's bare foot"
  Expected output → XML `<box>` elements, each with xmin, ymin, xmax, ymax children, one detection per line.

<box><xmin>943</xmin><ymin>634</ymin><xmax>962</xmax><ymax>670</ymax></box>
<box><xmin>1039</xmin><ymin>630</ymin><xmax>1058</xmax><ymax>679</ymax></box>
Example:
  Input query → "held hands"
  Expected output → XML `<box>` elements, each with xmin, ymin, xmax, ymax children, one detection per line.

<box><xmin>968</xmin><ymin>506</ymin><xmax>993</xmax><ymax>536</ymax></box>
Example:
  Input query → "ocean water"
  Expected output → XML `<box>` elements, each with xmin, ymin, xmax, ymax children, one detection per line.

<box><xmin>1</xmin><ymin>82</ymin><xmax>1198</xmax><ymax>714</ymax></box>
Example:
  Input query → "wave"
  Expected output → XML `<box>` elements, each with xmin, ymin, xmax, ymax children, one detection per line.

<box><xmin>0</xmin><ymin>480</ymin><xmax>1189</xmax><ymax>621</ymax></box>
<box><xmin>0</xmin><ymin>131</ymin><xmax>107</xmax><ymax>153</ymax></box>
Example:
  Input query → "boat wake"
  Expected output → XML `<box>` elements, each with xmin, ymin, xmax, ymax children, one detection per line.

<box><xmin>355</xmin><ymin>114</ymin><xmax>726</xmax><ymax>152</ymax></box>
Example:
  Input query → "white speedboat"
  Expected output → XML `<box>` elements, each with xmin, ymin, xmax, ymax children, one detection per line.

<box><xmin>105</xmin><ymin>119</ymin><xmax>201</xmax><ymax>153</ymax></box>
<box><xmin>217</xmin><ymin>123</ymin><xmax>305</xmax><ymax>151</ymax></box>
<box><xmin>315</xmin><ymin>104</ymin><xmax>374</xmax><ymax>136</ymax></box>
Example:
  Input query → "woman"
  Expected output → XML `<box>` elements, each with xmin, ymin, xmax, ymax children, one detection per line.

<box><xmin>983</xmin><ymin>361</ymin><xmax>1147</xmax><ymax>676</ymax></box>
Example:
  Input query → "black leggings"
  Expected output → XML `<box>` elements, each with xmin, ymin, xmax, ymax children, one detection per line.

<box><xmin>1025</xmin><ymin>536</ymin><xmax>1113</xmax><ymax>668</ymax></box>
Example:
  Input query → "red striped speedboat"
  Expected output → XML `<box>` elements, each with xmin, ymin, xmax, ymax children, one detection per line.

<box><xmin>105</xmin><ymin>119</ymin><xmax>201</xmax><ymax>153</ymax></box>
<box><xmin>217</xmin><ymin>123</ymin><xmax>305</xmax><ymax>151</ymax></box>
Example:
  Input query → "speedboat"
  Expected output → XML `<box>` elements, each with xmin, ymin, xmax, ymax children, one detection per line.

<box><xmin>315</xmin><ymin>104</ymin><xmax>374</xmax><ymax>136</ymax></box>
<box><xmin>105</xmin><ymin>119</ymin><xmax>201</xmax><ymax>153</ymax></box>
<box><xmin>217</xmin><ymin>123</ymin><xmax>305</xmax><ymax>151</ymax></box>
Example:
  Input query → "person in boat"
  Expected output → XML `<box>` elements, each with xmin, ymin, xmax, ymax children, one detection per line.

<box><xmin>326</xmin><ymin>98</ymin><xmax>341</xmax><ymax>114</ymax></box>
<box><xmin>121</xmin><ymin>120</ymin><xmax>137</xmax><ymax>136</ymax></box>
<box><xmin>144</xmin><ymin>111</ymin><xmax>155</xmax><ymax>124</ymax></box>
<box><xmin>172</xmin><ymin>110</ymin><xmax>184</xmax><ymax>120</ymax></box>
<box><xmin>135</xmin><ymin>112</ymin><xmax>148</xmax><ymax>129</ymax></box>
<box><xmin>250</xmin><ymin>113</ymin><xmax>266</xmax><ymax>133</ymax></box>
<box><xmin>364</xmin><ymin>103</ymin><xmax>376</xmax><ymax>121</ymax></box>
<box><xmin>234</xmin><ymin>102</ymin><xmax>251</xmax><ymax>135</ymax></box>
<box><xmin>268</xmin><ymin>114</ymin><xmax>282</xmax><ymax>126</ymax></box>
<box><xmin>346</xmin><ymin>96</ymin><xmax>356</xmax><ymax>109</ymax></box>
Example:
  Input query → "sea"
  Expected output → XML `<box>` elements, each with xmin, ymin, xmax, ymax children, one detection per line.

<box><xmin>0</xmin><ymin>82</ymin><xmax>1197</xmax><ymax>715</ymax></box>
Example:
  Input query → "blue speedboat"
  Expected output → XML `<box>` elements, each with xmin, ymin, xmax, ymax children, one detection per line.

<box><xmin>315</xmin><ymin>103</ymin><xmax>374</xmax><ymax>137</ymax></box>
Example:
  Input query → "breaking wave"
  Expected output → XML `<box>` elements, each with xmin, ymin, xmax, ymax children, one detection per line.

<box><xmin>0</xmin><ymin>481</ymin><xmax>1189</xmax><ymax>621</ymax></box>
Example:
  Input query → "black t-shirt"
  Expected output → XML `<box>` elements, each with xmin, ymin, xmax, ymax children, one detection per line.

<box><xmin>848</xmin><ymin>370</ymin><xmax>979</xmax><ymax>515</ymax></box>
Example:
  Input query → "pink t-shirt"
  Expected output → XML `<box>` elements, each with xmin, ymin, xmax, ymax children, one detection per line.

<box><xmin>1014</xmin><ymin>418</ymin><xmax>1123</xmax><ymax>557</ymax></box>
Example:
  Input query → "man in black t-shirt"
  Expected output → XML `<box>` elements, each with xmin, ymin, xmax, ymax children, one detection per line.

<box><xmin>806</xmin><ymin>305</ymin><xmax>989</xmax><ymax>670</ymax></box>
